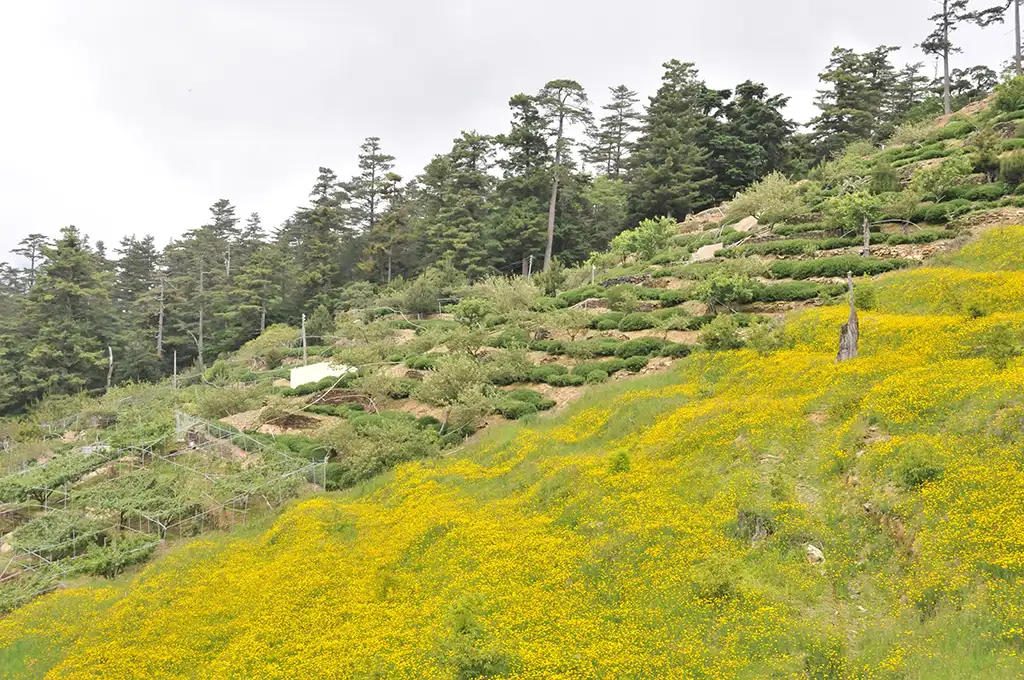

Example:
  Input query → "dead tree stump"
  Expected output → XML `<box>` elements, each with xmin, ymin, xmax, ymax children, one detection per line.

<box><xmin>836</xmin><ymin>273</ymin><xmax>859</xmax><ymax>363</ymax></box>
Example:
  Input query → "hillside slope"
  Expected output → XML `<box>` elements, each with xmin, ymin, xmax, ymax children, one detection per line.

<box><xmin>5</xmin><ymin>227</ymin><xmax>1024</xmax><ymax>678</ymax></box>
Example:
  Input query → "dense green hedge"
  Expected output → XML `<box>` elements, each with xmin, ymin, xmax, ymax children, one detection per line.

<box><xmin>768</xmin><ymin>257</ymin><xmax>913</xmax><ymax>280</ymax></box>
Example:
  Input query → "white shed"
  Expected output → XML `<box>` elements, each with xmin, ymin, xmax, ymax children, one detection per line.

<box><xmin>289</xmin><ymin>361</ymin><xmax>357</xmax><ymax>390</ymax></box>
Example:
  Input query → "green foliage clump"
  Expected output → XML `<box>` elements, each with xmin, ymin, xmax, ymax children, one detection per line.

<box><xmin>768</xmin><ymin>257</ymin><xmax>912</xmax><ymax>280</ymax></box>
<box><xmin>869</xmin><ymin>160</ymin><xmax>900</xmax><ymax>194</ymax></box>
<box><xmin>926</xmin><ymin>119</ymin><xmax>974</xmax><ymax>142</ymax></box>
<box><xmin>994</xmin><ymin>75</ymin><xmax>1024</xmax><ymax>113</ymax></box>
<box><xmin>405</xmin><ymin>355</ymin><xmax>437</xmax><ymax>371</ymax></box>
<box><xmin>617</xmin><ymin>313</ymin><xmax>655</xmax><ymax>332</ymax></box>
<box><xmin>909</xmin><ymin>156</ymin><xmax>973</xmax><ymax>203</ymax></box>
<box><xmin>613</xmin><ymin>338</ymin><xmax>666</xmax><ymax>358</ymax></box>
<box><xmin>557</xmin><ymin>285</ymin><xmax>605</xmax><ymax>307</ymax></box>
<box><xmin>607</xmin><ymin>450</ymin><xmax>631</xmax><ymax>473</ymax></box>
<box><xmin>725</xmin><ymin>172</ymin><xmax>810</xmax><ymax>224</ymax></box>
<box><xmin>659</xmin><ymin>343</ymin><xmax>693</xmax><ymax>358</ymax></box>
<box><xmin>610</xmin><ymin>216</ymin><xmax>678</xmax><ymax>260</ymax></box>
<box><xmin>694</xmin><ymin>272</ymin><xmax>756</xmax><ymax>311</ymax></box>
<box><xmin>699</xmin><ymin>315</ymin><xmax>744</xmax><ymax>351</ymax></box>
<box><xmin>1000</xmin><ymin>150</ymin><xmax>1024</xmax><ymax>187</ymax></box>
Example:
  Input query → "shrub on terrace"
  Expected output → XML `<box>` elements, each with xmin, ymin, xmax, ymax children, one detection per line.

<box><xmin>724</xmin><ymin>172</ymin><xmax>810</xmax><ymax>224</ymax></box>
<box><xmin>995</xmin><ymin>74</ymin><xmax>1024</xmax><ymax>113</ymax></box>
<box><xmin>609</xmin><ymin>216</ymin><xmax>677</xmax><ymax>261</ymax></box>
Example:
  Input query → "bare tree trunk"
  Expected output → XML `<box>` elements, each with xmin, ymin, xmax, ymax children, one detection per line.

<box><xmin>387</xmin><ymin>250</ymin><xmax>393</xmax><ymax>283</ymax></box>
<box><xmin>260</xmin><ymin>301</ymin><xmax>267</xmax><ymax>334</ymax></box>
<box><xmin>173</xmin><ymin>350</ymin><xmax>178</xmax><ymax>389</ymax></box>
<box><xmin>106</xmin><ymin>346</ymin><xmax>114</xmax><ymax>390</ymax></box>
<box><xmin>836</xmin><ymin>274</ymin><xmax>859</xmax><ymax>363</ymax></box>
<box><xmin>1017</xmin><ymin>0</ymin><xmax>1022</xmax><ymax>76</ymax></box>
<box><xmin>197</xmin><ymin>270</ymin><xmax>205</xmax><ymax>371</ymax></box>
<box><xmin>943</xmin><ymin>6</ymin><xmax>952</xmax><ymax>115</ymax></box>
<box><xmin>156</xmin><ymin>279</ymin><xmax>165</xmax><ymax>359</ymax></box>
<box><xmin>522</xmin><ymin>255</ymin><xmax>529</xmax><ymax>277</ymax></box>
<box><xmin>861</xmin><ymin>217</ymin><xmax>871</xmax><ymax>257</ymax></box>
<box><xmin>544</xmin><ymin>175</ymin><xmax>559</xmax><ymax>272</ymax></box>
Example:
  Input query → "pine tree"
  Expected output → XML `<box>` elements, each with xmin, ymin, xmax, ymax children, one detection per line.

<box><xmin>358</xmin><ymin>174</ymin><xmax>420</xmax><ymax>283</ymax></box>
<box><xmin>537</xmin><ymin>80</ymin><xmax>592</xmax><ymax>271</ymax></box>
<box><xmin>627</xmin><ymin>60</ymin><xmax>716</xmax><ymax>223</ymax></box>
<box><xmin>920</xmin><ymin>0</ymin><xmax>1005</xmax><ymax>114</ymax></box>
<box><xmin>11</xmin><ymin>233</ymin><xmax>50</xmax><ymax>292</ymax></box>
<box><xmin>709</xmin><ymin>81</ymin><xmax>795</xmax><ymax>199</ymax></box>
<box><xmin>585</xmin><ymin>85</ymin><xmax>641</xmax><ymax>178</ymax></box>
<box><xmin>494</xmin><ymin>94</ymin><xmax>554</xmax><ymax>274</ymax></box>
<box><xmin>348</xmin><ymin>137</ymin><xmax>396</xmax><ymax>232</ymax></box>
<box><xmin>235</xmin><ymin>212</ymin><xmax>266</xmax><ymax>266</ymax></box>
<box><xmin>15</xmin><ymin>227</ymin><xmax>114</xmax><ymax>407</ymax></box>
<box><xmin>229</xmin><ymin>244</ymin><xmax>284</xmax><ymax>338</ymax></box>
<box><xmin>287</xmin><ymin>168</ymin><xmax>354</xmax><ymax>308</ymax></box>
<box><xmin>419</xmin><ymin>132</ymin><xmax>497</xmax><ymax>279</ymax></box>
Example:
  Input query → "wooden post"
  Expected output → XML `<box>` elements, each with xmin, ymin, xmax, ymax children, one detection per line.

<box><xmin>173</xmin><ymin>350</ymin><xmax>178</xmax><ymax>389</ymax></box>
<box><xmin>591</xmin><ymin>264</ymin><xmax>596</xmax><ymax>285</ymax></box>
<box><xmin>527</xmin><ymin>254</ymin><xmax>534</xmax><ymax>278</ymax></box>
<box><xmin>861</xmin><ymin>217</ymin><xmax>871</xmax><ymax>257</ymax></box>
<box><xmin>836</xmin><ymin>273</ymin><xmax>859</xmax><ymax>363</ymax></box>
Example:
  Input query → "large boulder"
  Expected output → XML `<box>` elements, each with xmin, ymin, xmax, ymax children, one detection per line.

<box><xmin>690</xmin><ymin>243</ymin><xmax>724</xmax><ymax>262</ymax></box>
<box><xmin>733</xmin><ymin>216</ymin><xmax>759</xmax><ymax>233</ymax></box>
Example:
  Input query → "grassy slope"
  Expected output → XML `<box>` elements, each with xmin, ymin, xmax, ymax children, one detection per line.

<box><xmin>6</xmin><ymin>229</ymin><xmax>1024</xmax><ymax>678</ymax></box>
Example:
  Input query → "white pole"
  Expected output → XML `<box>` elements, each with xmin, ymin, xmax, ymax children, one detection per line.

<box><xmin>301</xmin><ymin>313</ymin><xmax>308</xmax><ymax>367</ymax></box>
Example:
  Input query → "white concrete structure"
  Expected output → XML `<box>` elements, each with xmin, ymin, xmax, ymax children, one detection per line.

<box><xmin>289</xmin><ymin>361</ymin><xmax>357</xmax><ymax>390</ymax></box>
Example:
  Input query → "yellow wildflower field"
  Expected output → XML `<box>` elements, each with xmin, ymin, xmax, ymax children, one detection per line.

<box><xmin>6</xmin><ymin>227</ymin><xmax>1024</xmax><ymax>678</ymax></box>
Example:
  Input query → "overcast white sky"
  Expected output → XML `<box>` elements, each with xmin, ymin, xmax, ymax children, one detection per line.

<box><xmin>0</xmin><ymin>0</ymin><xmax>1017</xmax><ymax>264</ymax></box>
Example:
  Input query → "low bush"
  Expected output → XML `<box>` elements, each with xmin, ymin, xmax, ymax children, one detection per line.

<box><xmin>527</xmin><ymin>364</ymin><xmax>569</xmax><ymax>383</ymax></box>
<box><xmin>528</xmin><ymin>339</ymin><xmax>568</xmax><ymax>355</ymax></box>
<box><xmin>495</xmin><ymin>400</ymin><xmax>538</xmax><ymax>420</ymax></box>
<box><xmin>585</xmin><ymin>370</ymin><xmax>610</xmax><ymax>384</ymax></box>
<box><xmin>926</xmin><ymin>119</ymin><xmax>974</xmax><ymax>142</ymax></box>
<box><xmin>618</xmin><ymin>313</ymin><xmax>655</xmax><ymax>332</ymax></box>
<box><xmin>557</xmin><ymin>285</ymin><xmax>605</xmax><ymax>307</ymax></box>
<box><xmin>490</xmin><ymin>328</ymin><xmax>530</xmax><ymax>349</ymax></box>
<box><xmin>588</xmin><ymin>311</ymin><xmax>625</xmax><ymax>329</ymax></box>
<box><xmin>1001</xmin><ymin>150</ymin><xmax>1024</xmax><ymax>186</ymax></box>
<box><xmin>751</xmin><ymin>281</ymin><xmax>837</xmax><ymax>302</ymax></box>
<box><xmin>546</xmin><ymin>373</ymin><xmax>586</xmax><ymax>387</ymax></box>
<box><xmin>405</xmin><ymin>355</ymin><xmax>437</xmax><ymax>371</ymax></box>
<box><xmin>565</xmin><ymin>338</ymin><xmax>621</xmax><ymax>359</ymax></box>
<box><xmin>613</xmin><ymin>338</ymin><xmax>666</xmax><ymax>358</ymax></box>
<box><xmin>884</xmin><ymin>229</ymin><xmax>956</xmax><ymax>245</ymax></box>
<box><xmin>995</xmin><ymin>75</ymin><xmax>1024</xmax><ymax>113</ymax></box>
<box><xmin>700</xmin><ymin>315</ymin><xmax>744</xmax><ymax>351</ymax></box>
<box><xmin>657</xmin><ymin>290</ymin><xmax>688</xmax><ymax>306</ymax></box>
<box><xmin>772</xmin><ymin>222</ymin><xmax>830</xmax><ymax>236</ymax></box>
<box><xmin>529</xmin><ymin>296</ymin><xmax>568</xmax><ymax>312</ymax></box>
<box><xmin>909</xmin><ymin>198</ymin><xmax>975</xmax><ymax>223</ymax></box>
<box><xmin>768</xmin><ymin>257</ymin><xmax>912</xmax><ymax>280</ymax></box>
<box><xmin>660</xmin><ymin>343</ymin><xmax>693</xmax><ymax>358</ymax></box>
<box><xmin>944</xmin><ymin>182</ymin><xmax>1011</xmax><ymax>201</ymax></box>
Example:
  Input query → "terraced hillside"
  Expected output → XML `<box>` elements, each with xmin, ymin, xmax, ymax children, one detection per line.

<box><xmin>3</xmin><ymin>222</ymin><xmax>1024</xmax><ymax>678</ymax></box>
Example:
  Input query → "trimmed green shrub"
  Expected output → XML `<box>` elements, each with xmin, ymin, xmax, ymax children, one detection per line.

<box><xmin>660</xmin><ymin>343</ymin><xmax>693</xmax><ymax>358</ymax></box>
<box><xmin>926</xmin><ymin>119</ymin><xmax>974</xmax><ymax>142</ymax></box>
<box><xmin>622</xmin><ymin>356</ymin><xmax>649</xmax><ymax>372</ymax></box>
<box><xmin>527</xmin><ymin>364</ymin><xmax>568</xmax><ymax>383</ymax></box>
<box><xmin>768</xmin><ymin>257</ymin><xmax>912</xmax><ymax>280</ymax></box>
<box><xmin>565</xmin><ymin>338</ymin><xmax>620</xmax><ymax>359</ymax></box>
<box><xmin>496</xmin><ymin>400</ymin><xmax>538</xmax><ymax>420</ymax></box>
<box><xmin>945</xmin><ymin>182</ymin><xmax>1011</xmax><ymax>201</ymax></box>
<box><xmin>557</xmin><ymin>285</ymin><xmax>605</xmax><ymax>307</ymax></box>
<box><xmin>546</xmin><ymin>373</ymin><xmax>586</xmax><ymax>387</ymax></box>
<box><xmin>405</xmin><ymin>355</ymin><xmax>437</xmax><ymax>371</ymax></box>
<box><xmin>618</xmin><ymin>313</ymin><xmax>655</xmax><ymax>331</ymax></box>
<box><xmin>585</xmin><ymin>370</ymin><xmax>610</xmax><ymax>384</ymax></box>
<box><xmin>884</xmin><ymin>229</ymin><xmax>956</xmax><ymax>245</ymax></box>
<box><xmin>613</xmin><ymin>338</ymin><xmax>666</xmax><ymax>358</ymax></box>
<box><xmin>589</xmin><ymin>311</ymin><xmax>625</xmax><ymax>329</ymax></box>
<box><xmin>529</xmin><ymin>296</ymin><xmax>569</xmax><ymax>312</ymax></box>
<box><xmin>528</xmin><ymin>339</ymin><xmax>567</xmax><ymax>355</ymax></box>
<box><xmin>657</xmin><ymin>290</ymin><xmax>687</xmax><ymax>306</ymax></box>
